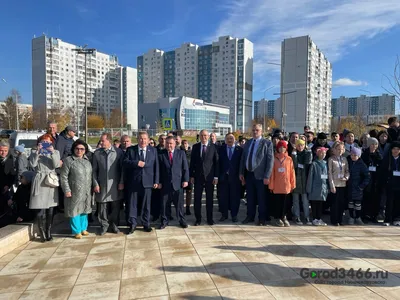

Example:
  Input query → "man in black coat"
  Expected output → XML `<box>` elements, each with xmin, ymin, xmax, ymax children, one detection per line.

<box><xmin>124</xmin><ymin>131</ymin><xmax>159</xmax><ymax>233</ymax></box>
<box><xmin>152</xmin><ymin>134</ymin><xmax>167</xmax><ymax>221</ymax></box>
<box><xmin>189</xmin><ymin>130</ymin><xmax>219</xmax><ymax>226</ymax></box>
<box><xmin>218</xmin><ymin>133</ymin><xmax>243</xmax><ymax>222</ymax></box>
<box><xmin>55</xmin><ymin>126</ymin><xmax>76</xmax><ymax>161</ymax></box>
<box><xmin>159</xmin><ymin>136</ymin><xmax>189</xmax><ymax>229</ymax></box>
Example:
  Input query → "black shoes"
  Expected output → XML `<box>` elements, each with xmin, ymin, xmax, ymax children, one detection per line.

<box><xmin>143</xmin><ymin>227</ymin><xmax>153</xmax><ymax>232</ymax></box>
<box><xmin>180</xmin><ymin>222</ymin><xmax>188</xmax><ymax>228</ymax></box>
<box><xmin>232</xmin><ymin>216</ymin><xmax>238</xmax><ymax>223</ymax></box>
<box><xmin>99</xmin><ymin>228</ymin><xmax>108</xmax><ymax>236</ymax></box>
<box><xmin>258</xmin><ymin>220</ymin><xmax>266</xmax><ymax>226</ymax></box>
<box><xmin>159</xmin><ymin>223</ymin><xmax>167</xmax><ymax>230</ymax></box>
<box><xmin>128</xmin><ymin>226</ymin><xmax>136</xmax><ymax>234</ymax></box>
<box><xmin>242</xmin><ymin>217</ymin><xmax>254</xmax><ymax>224</ymax></box>
<box><xmin>194</xmin><ymin>220</ymin><xmax>201</xmax><ymax>226</ymax></box>
<box><xmin>207</xmin><ymin>220</ymin><xmax>216</xmax><ymax>226</ymax></box>
<box><xmin>219</xmin><ymin>216</ymin><xmax>227</xmax><ymax>222</ymax></box>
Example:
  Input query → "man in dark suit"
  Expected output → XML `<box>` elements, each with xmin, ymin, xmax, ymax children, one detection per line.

<box><xmin>151</xmin><ymin>134</ymin><xmax>167</xmax><ymax>222</ymax></box>
<box><xmin>124</xmin><ymin>131</ymin><xmax>159</xmax><ymax>234</ymax></box>
<box><xmin>239</xmin><ymin>124</ymin><xmax>274</xmax><ymax>225</ymax></box>
<box><xmin>159</xmin><ymin>136</ymin><xmax>189</xmax><ymax>229</ymax></box>
<box><xmin>189</xmin><ymin>130</ymin><xmax>219</xmax><ymax>226</ymax></box>
<box><xmin>218</xmin><ymin>133</ymin><xmax>243</xmax><ymax>223</ymax></box>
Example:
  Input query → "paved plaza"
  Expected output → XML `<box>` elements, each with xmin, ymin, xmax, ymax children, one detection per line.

<box><xmin>1</xmin><ymin>201</ymin><xmax>400</xmax><ymax>300</ymax></box>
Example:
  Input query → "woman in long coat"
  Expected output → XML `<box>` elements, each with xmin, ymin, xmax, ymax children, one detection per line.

<box><xmin>29</xmin><ymin>134</ymin><xmax>60</xmax><ymax>242</ymax></box>
<box><xmin>61</xmin><ymin>140</ymin><xmax>93</xmax><ymax>239</ymax></box>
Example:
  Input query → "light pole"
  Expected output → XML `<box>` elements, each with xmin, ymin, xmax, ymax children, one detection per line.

<box><xmin>262</xmin><ymin>86</ymin><xmax>276</xmax><ymax>130</ymax></box>
<box><xmin>72</xmin><ymin>46</ymin><xmax>96</xmax><ymax>143</ymax></box>
<box><xmin>274</xmin><ymin>91</ymin><xmax>297</xmax><ymax>133</ymax></box>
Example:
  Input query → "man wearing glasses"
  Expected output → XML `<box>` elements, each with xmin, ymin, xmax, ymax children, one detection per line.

<box><xmin>239</xmin><ymin>124</ymin><xmax>274</xmax><ymax>225</ymax></box>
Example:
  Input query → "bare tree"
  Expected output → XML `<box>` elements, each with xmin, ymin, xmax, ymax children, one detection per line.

<box><xmin>382</xmin><ymin>55</ymin><xmax>400</xmax><ymax>106</ymax></box>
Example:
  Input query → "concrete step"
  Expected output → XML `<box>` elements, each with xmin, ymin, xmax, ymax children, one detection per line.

<box><xmin>0</xmin><ymin>223</ymin><xmax>33</xmax><ymax>257</ymax></box>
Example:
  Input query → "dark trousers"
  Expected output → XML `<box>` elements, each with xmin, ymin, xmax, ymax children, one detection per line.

<box><xmin>98</xmin><ymin>200</ymin><xmax>121</xmax><ymax>230</ymax></box>
<box><xmin>330</xmin><ymin>187</ymin><xmax>346</xmax><ymax>224</ymax></box>
<box><xmin>151</xmin><ymin>189</ymin><xmax>161</xmax><ymax>219</ymax></box>
<box><xmin>219</xmin><ymin>175</ymin><xmax>241</xmax><ymax>218</ymax></box>
<box><xmin>194</xmin><ymin>177</ymin><xmax>214</xmax><ymax>222</ymax></box>
<box><xmin>274</xmin><ymin>194</ymin><xmax>289</xmax><ymax>219</ymax></box>
<box><xmin>384</xmin><ymin>189</ymin><xmax>400</xmax><ymax>223</ymax></box>
<box><xmin>311</xmin><ymin>201</ymin><xmax>323</xmax><ymax>220</ymax></box>
<box><xmin>161</xmin><ymin>188</ymin><xmax>185</xmax><ymax>225</ymax></box>
<box><xmin>127</xmin><ymin>187</ymin><xmax>152</xmax><ymax>228</ymax></box>
<box><xmin>362</xmin><ymin>185</ymin><xmax>380</xmax><ymax>219</ymax></box>
<box><xmin>245</xmin><ymin>172</ymin><xmax>267</xmax><ymax>221</ymax></box>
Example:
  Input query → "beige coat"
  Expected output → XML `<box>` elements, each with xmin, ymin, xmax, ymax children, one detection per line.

<box><xmin>328</xmin><ymin>155</ymin><xmax>350</xmax><ymax>189</ymax></box>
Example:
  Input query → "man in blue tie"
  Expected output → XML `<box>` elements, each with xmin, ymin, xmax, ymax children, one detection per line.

<box><xmin>124</xmin><ymin>132</ymin><xmax>159</xmax><ymax>234</ymax></box>
<box><xmin>189</xmin><ymin>130</ymin><xmax>219</xmax><ymax>226</ymax></box>
<box><xmin>239</xmin><ymin>124</ymin><xmax>274</xmax><ymax>225</ymax></box>
<box><xmin>218</xmin><ymin>133</ymin><xmax>243</xmax><ymax>222</ymax></box>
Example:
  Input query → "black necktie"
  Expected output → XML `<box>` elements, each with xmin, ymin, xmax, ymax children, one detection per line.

<box><xmin>202</xmin><ymin>145</ymin><xmax>206</xmax><ymax>159</ymax></box>
<box><xmin>140</xmin><ymin>149</ymin><xmax>144</xmax><ymax>161</ymax></box>
<box><xmin>248</xmin><ymin>141</ymin><xmax>256</xmax><ymax>171</ymax></box>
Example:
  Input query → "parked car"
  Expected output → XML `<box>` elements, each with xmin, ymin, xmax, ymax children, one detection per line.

<box><xmin>0</xmin><ymin>129</ymin><xmax>15</xmax><ymax>139</ymax></box>
<box><xmin>8</xmin><ymin>131</ymin><xmax>43</xmax><ymax>157</ymax></box>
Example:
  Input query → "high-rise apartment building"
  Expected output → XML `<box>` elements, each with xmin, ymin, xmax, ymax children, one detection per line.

<box><xmin>254</xmin><ymin>99</ymin><xmax>275</xmax><ymax>119</ymax></box>
<box><xmin>277</xmin><ymin>36</ymin><xmax>332</xmax><ymax>133</ymax></box>
<box><xmin>32</xmin><ymin>35</ymin><xmax>137</xmax><ymax>128</ymax></box>
<box><xmin>137</xmin><ymin>36</ymin><xmax>253</xmax><ymax>132</ymax></box>
<box><xmin>119</xmin><ymin>66</ymin><xmax>138</xmax><ymax>129</ymax></box>
<box><xmin>331</xmin><ymin>94</ymin><xmax>395</xmax><ymax>118</ymax></box>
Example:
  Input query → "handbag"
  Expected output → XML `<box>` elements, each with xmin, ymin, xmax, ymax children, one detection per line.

<box><xmin>45</xmin><ymin>173</ymin><xmax>59</xmax><ymax>188</ymax></box>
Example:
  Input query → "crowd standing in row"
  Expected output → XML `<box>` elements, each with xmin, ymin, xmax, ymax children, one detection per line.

<box><xmin>1</xmin><ymin>117</ymin><xmax>400</xmax><ymax>242</ymax></box>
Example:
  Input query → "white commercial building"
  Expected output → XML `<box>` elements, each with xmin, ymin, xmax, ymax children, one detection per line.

<box><xmin>137</xmin><ymin>36</ymin><xmax>253</xmax><ymax>132</ymax></box>
<box><xmin>32</xmin><ymin>35</ymin><xmax>137</xmax><ymax>128</ymax></box>
<box><xmin>277</xmin><ymin>36</ymin><xmax>332</xmax><ymax>133</ymax></box>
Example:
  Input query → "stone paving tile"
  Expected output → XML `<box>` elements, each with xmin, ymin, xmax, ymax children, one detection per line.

<box><xmin>19</xmin><ymin>287</ymin><xmax>72</xmax><ymax>300</ymax></box>
<box><xmin>218</xmin><ymin>284</ymin><xmax>274</xmax><ymax>299</ymax></box>
<box><xmin>166</xmin><ymin>272</ymin><xmax>216</xmax><ymax>295</ymax></box>
<box><xmin>26</xmin><ymin>269</ymin><xmax>80</xmax><ymax>290</ymax></box>
<box><xmin>120</xmin><ymin>275</ymin><xmax>169</xmax><ymax>300</ymax></box>
<box><xmin>0</xmin><ymin>273</ymin><xmax>37</xmax><ymax>294</ymax></box>
<box><xmin>76</xmin><ymin>263</ymin><xmax>122</xmax><ymax>285</ymax></box>
<box><xmin>69</xmin><ymin>280</ymin><xmax>120</xmax><ymax>300</ymax></box>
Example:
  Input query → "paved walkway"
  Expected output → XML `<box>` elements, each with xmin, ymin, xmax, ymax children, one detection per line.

<box><xmin>1</xmin><ymin>201</ymin><xmax>400</xmax><ymax>299</ymax></box>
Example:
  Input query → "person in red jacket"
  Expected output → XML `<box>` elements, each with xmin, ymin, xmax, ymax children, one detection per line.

<box><xmin>269</xmin><ymin>140</ymin><xmax>296</xmax><ymax>227</ymax></box>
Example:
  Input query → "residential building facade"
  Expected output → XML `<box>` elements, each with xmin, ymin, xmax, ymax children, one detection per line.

<box><xmin>32</xmin><ymin>35</ymin><xmax>137</xmax><ymax>128</ymax></box>
<box><xmin>254</xmin><ymin>99</ymin><xmax>275</xmax><ymax>120</ymax></box>
<box><xmin>137</xmin><ymin>36</ymin><xmax>253</xmax><ymax>132</ymax></box>
<box><xmin>277</xmin><ymin>35</ymin><xmax>332</xmax><ymax>133</ymax></box>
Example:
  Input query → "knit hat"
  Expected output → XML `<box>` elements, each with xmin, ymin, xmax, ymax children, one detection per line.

<box><xmin>391</xmin><ymin>141</ymin><xmax>400</xmax><ymax>149</ymax></box>
<box><xmin>351</xmin><ymin>147</ymin><xmax>362</xmax><ymax>157</ymax></box>
<box><xmin>367</xmin><ymin>137</ymin><xmax>379</xmax><ymax>147</ymax></box>
<box><xmin>296</xmin><ymin>139</ymin><xmax>305</xmax><ymax>146</ymax></box>
<box><xmin>317</xmin><ymin>133</ymin><xmax>327</xmax><ymax>140</ymax></box>
<box><xmin>272</xmin><ymin>133</ymin><xmax>281</xmax><ymax>139</ymax></box>
<box><xmin>21</xmin><ymin>171</ymin><xmax>35</xmax><ymax>183</ymax></box>
<box><xmin>65</xmin><ymin>125</ymin><xmax>76</xmax><ymax>133</ymax></box>
<box><xmin>14</xmin><ymin>144</ymin><xmax>25</xmax><ymax>153</ymax></box>
<box><xmin>316</xmin><ymin>147</ymin><xmax>328</xmax><ymax>153</ymax></box>
<box><xmin>276</xmin><ymin>140</ymin><xmax>288</xmax><ymax>150</ymax></box>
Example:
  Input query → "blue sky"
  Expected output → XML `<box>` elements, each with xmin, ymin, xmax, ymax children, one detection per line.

<box><xmin>0</xmin><ymin>0</ymin><xmax>399</xmax><ymax>108</ymax></box>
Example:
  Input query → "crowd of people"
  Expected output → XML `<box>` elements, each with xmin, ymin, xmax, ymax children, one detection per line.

<box><xmin>1</xmin><ymin>116</ymin><xmax>400</xmax><ymax>242</ymax></box>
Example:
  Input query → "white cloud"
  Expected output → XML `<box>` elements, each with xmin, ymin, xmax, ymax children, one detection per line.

<box><xmin>333</xmin><ymin>78</ymin><xmax>368</xmax><ymax>87</ymax></box>
<box><xmin>211</xmin><ymin>0</ymin><xmax>400</xmax><ymax>81</ymax></box>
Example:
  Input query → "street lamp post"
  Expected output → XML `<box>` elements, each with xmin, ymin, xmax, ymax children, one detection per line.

<box><xmin>262</xmin><ymin>86</ymin><xmax>276</xmax><ymax>131</ymax></box>
<box><xmin>72</xmin><ymin>46</ymin><xmax>96</xmax><ymax>143</ymax></box>
<box><xmin>274</xmin><ymin>91</ymin><xmax>297</xmax><ymax>133</ymax></box>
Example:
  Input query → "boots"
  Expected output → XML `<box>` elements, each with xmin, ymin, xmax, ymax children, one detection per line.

<box><xmin>45</xmin><ymin>208</ymin><xmax>54</xmax><ymax>241</ymax></box>
<box><xmin>37</xmin><ymin>214</ymin><xmax>46</xmax><ymax>243</ymax></box>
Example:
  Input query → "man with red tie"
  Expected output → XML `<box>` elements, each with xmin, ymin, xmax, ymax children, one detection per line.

<box><xmin>189</xmin><ymin>130</ymin><xmax>219</xmax><ymax>226</ymax></box>
<box><xmin>158</xmin><ymin>136</ymin><xmax>189</xmax><ymax>229</ymax></box>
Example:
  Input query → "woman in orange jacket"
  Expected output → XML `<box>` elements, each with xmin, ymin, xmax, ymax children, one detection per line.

<box><xmin>269</xmin><ymin>140</ymin><xmax>296</xmax><ymax>227</ymax></box>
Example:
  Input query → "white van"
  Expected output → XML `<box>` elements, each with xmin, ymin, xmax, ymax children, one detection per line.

<box><xmin>9</xmin><ymin>131</ymin><xmax>43</xmax><ymax>157</ymax></box>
